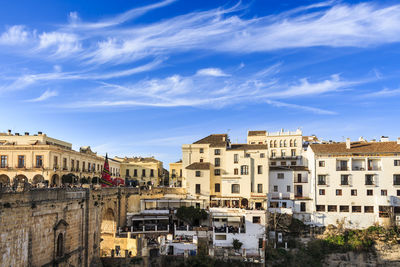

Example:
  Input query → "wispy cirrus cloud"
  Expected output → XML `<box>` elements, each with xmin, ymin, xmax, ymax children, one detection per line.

<box><xmin>25</xmin><ymin>89</ymin><xmax>58</xmax><ymax>102</ymax></box>
<box><xmin>362</xmin><ymin>88</ymin><xmax>400</xmax><ymax>98</ymax></box>
<box><xmin>196</xmin><ymin>68</ymin><xmax>230</xmax><ymax>77</ymax></box>
<box><xmin>265</xmin><ymin>100</ymin><xmax>337</xmax><ymax>115</ymax></box>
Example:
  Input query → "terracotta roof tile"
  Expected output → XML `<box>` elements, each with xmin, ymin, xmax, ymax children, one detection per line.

<box><xmin>310</xmin><ymin>141</ymin><xmax>400</xmax><ymax>155</ymax></box>
<box><xmin>248</xmin><ymin>130</ymin><xmax>266</xmax><ymax>136</ymax></box>
<box><xmin>193</xmin><ymin>134</ymin><xmax>228</xmax><ymax>147</ymax></box>
<box><xmin>185</xmin><ymin>162</ymin><xmax>212</xmax><ymax>170</ymax></box>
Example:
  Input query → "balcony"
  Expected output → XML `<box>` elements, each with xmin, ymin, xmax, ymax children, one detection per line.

<box><xmin>294</xmin><ymin>177</ymin><xmax>308</xmax><ymax>183</ymax></box>
<box><xmin>336</xmin><ymin>166</ymin><xmax>349</xmax><ymax>171</ymax></box>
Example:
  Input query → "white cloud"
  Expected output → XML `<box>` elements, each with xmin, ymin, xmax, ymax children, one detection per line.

<box><xmin>196</xmin><ymin>68</ymin><xmax>229</xmax><ymax>77</ymax></box>
<box><xmin>38</xmin><ymin>32</ymin><xmax>81</xmax><ymax>56</ymax></box>
<box><xmin>363</xmin><ymin>88</ymin><xmax>400</xmax><ymax>98</ymax></box>
<box><xmin>0</xmin><ymin>25</ymin><xmax>29</xmax><ymax>45</ymax></box>
<box><xmin>265</xmin><ymin>100</ymin><xmax>337</xmax><ymax>115</ymax></box>
<box><xmin>25</xmin><ymin>89</ymin><xmax>58</xmax><ymax>102</ymax></box>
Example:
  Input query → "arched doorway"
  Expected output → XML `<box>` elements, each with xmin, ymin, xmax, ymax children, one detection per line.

<box><xmin>56</xmin><ymin>233</ymin><xmax>64</xmax><ymax>257</ymax></box>
<box><xmin>32</xmin><ymin>174</ymin><xmax>44</xmax><ymax>184</ymax></box>
<box><xmin>241</xmin><ymin>198</ymin><xmax>249</xmax><ymax>209</ymax></box>
<box><xmin>13</xmin><ymin>175</ymin><xmax>28</xmax><ymax>189</ymax></box>
<box><xmin>0</xmin><ymin>174</ymin><xmax>10</xmax><ymax>187</ymax></box>
<box><xmin>51</xmin><ymin>174</ymin><xmax>60</xmax><ymax>186</ymax></box>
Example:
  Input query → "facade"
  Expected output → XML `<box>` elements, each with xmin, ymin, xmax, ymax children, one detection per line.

<box><xmin>115</xmin><ymin>156</ymin><xmax>164</xmax><ymax>187</ymax></box>
<box><xmin>0</xmin><ymin>131</ymin><xmax>105</xmax><ymax>187</ymax></box>
<box><xmin>182</xmin><ymin>134</ymin><xmax>269</xmax><ymax>209</ymax></box>
<box><xmin>169</xmin><ymin>160</ymin><xmax>183</xmax><ymax>187</ymax></box>
<box><xmin>308</xmin><ymin>138</ymin><xmax>400</xmax><ymax>228</ymax></box>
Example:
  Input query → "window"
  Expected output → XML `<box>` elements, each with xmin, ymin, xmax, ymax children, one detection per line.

<box><xmin>351</xmin><ymin>189</ymin><xmax>357</xmax><ymax>196</ymax></box>
<box><xmin>318</xmin><ymin>175</ymin><xmax>326</xmax><ymax>185</ymax></box>
<box><xmin>328</xmin><ymin>205</ymin><xmax>337</xmax><ymax>212</ymax></box>
<box><xmin>316</xmin><ymin>205</ymin><xmax>325</xmax><ymax>212</ymax></box>
<box><xmin>336</xmin><ymin>189</ymin><xmax>342</xmax><ymax>196</ymax></box>
<box><xmin>282</xmin><ymin>202</ymin><xmax>287</xmax><ymax>208</ymax></box>
<box><xmin>214</xmin><ymin>169</ymin><xmax>221</xmax><ymax>176</ymax></box>
<box><xmin>294</xmin><ymin>140</ymin><xmax>297</xmax><ymax>147</ymax></box>
<box><xmin>287</xmin><ymin>185</ymin><xmax>291</xmax><ymax>192</ymax></box>
<box><xmin>214</xmin><ymin>149</ymin><xmax>221</xmax><ymax>155</ymax></box>
<box><xmin>257</xmin><ymin>165</ymin><xmax>263</xmax><ymax>174</ymax></box>
<box><xmin>281</xmin><ymin>150</ymin><xmax>286</xmax><ymax>157</ymax></box>
<box><xmin>245</xmin><ymin>153</ymin><xmax>250</xmax><ymax>158</ymax></box>
<box><xmin>271</xmin><ymin>150</ymin><xmax>276</xmax><ymax>158</ymax></box>
<box><xmin>340</xmin><ymin>206</ymin><xmax>349</xmax><ymax>212</ymax></box>
<box><xmin>341</xmin><ymin>175</ymin><xmax>349</xmax><ymax>185</ymax></box>
<box><xmin>76</xmin><ymin>160</ymin><xmax>80</xmax><ymax>171</ymax></box>
<box><xmin>82</xmin><ymin>162</ymin><xmax>86</xmax><ymax>171</ymax></box>
<box><xmin>284</xmin><ymin>140</ymin><xmax>287</xmax><ymax>147</ymax></box>
<box><xmin>88</xmin><ymin>163</ymin><xmax>91</xmax><ymax>172</ymax></box>
<box><xmin>319</xmin><ymin>161</ymin><xmax>325</xmax><ymax>167</ymax></box>
<box><xmin>273</xmin><ymin>185</ymin><xmax>278</xmax><ymax>192</ymax></box>
<box><xmin>214</xmin><ymin>158</ymin><xmax>220</xmax><ymax>167</ymax></box>
<box><xmin>200</xmin><ymin>158</ymin><xmax>204</xmax><ymax>162</ymax></box>
<box><xmin>365</xmin><ymin>175</ymin><xmax>374</xmax><ymax>185</ymax></box>
<box><xmin>63</xmin><ymin>158</ymin><xmax>67</xmax><ymax>170</ymax></box>
<box><xmin>394</xmin><ymin>160</ymin><xmax>400</xmax><ymax>166</ymax></box>
<box><xmin>379</xmin><ymin>206</ymin><xmax>390</xmax><ymax>217</ymax></box>
<box><xmin>36</xmin><ymin>155</ymin><xmax>43</xmax><ymax>168</ymax></box>
<box><xmin>364</xmin><ymin>206</ymin><xmax>374</xmax><ymax>213</ymax></box>
<box><xmin>195</xmin><ymin>171</ymin><xmax>201</xmax><ymax>177</ymax></box>
<box><xmin>291</xmin><ymin>149</ymin><xmax>296</xmax><ymax>157</ymax></box>
<box><xmin>253</xmin><ymin>216</ymin><xmax>261</xmax><ymax>224</ymax></box>
<box><xmin>200</xmin><ymin>148</ymin><xmax>204</xmax><ymax>153</ymax></box>
<box><xmin>381</xmin><ymin>190</ymin><xmax>387</xmax><ymax>196</ymax></box>
<box><xmin>234</xmin><ymin>168</ymin><xmax>238</xmax><ymax>175</ymax></box>
<box><xmin>280</xmin><ymin>140</ymin><xmax>283</xmax><ymax>147</ymax></box>
<box><xmin>277</xmin><ymin>173</ymin><xmax>284</xmax><ymax>179</ymax></box>
<box><xmin>281</xmin><ymin>161</ymin><xmax>286</xmax><ymax>166</ymax></box>
<box><xmin>56</xmin><ymin>233</ymin><xmax>64</xmax><ymax>257</ymax></box>
<box><xmin>241</xmin><ymin>165</ymin><xmax>249</xmax><ymax>175</ymax></box>
<box><xmin>234</xmin><ymin>154</ymin><xmax>239</xmax><ymax>163</ymax></box>
<box><xmin>215</xmin><ymin>183</ymin><xmax>220</xmax><ymax>192</ymax></box>
<box><xmin>18</xmin><ymin>155</ymin><xmax>25</xmax><ymax>168</ymax></box>
<box><xmin>260</xmin><ymin>153</ymin><xmax>265</xmax><ymax>158</ymax></box>
<box><xmin>134</xmin><ymin>169</ymin><xmax>137</xmax><ymax>177</ymax></box>
<box><xmin>142</xmin><ymin>169</ymin><xmax>146</xmax><ymax>177</ymax></box>
<box><xmin>231</xmin><ymin>184</ymin><xmax>240</xmax><ymax>193</ymax></box>
<box><xmin>53</xmin><ymin>156</ymin><xmax>58</xmax><ymax>168</ymax></box>
<box><xmin>195</xmin><ymin>184</ymin><xmax>201</xmax><ymax>194</ymax></box>
<box><xmin>397</xmin><ymin>190</ymin><xmax>400</xmax><ymax>196</ymax></box>
<box><xmin>150</xmin><ymin>169</ymin><xmax>154</xmax><ymax>177</ymax></box>
<box><xmin>291</xmin><ymin>161</ymin><xmax>297</xmax><ymax>166</ymax></box>
<box><xmin>257</xmin><ymin>184</ymin><xmax>263</xmax><ymax>193</ymax></box>
<box><xmin>290</xmin><ymin>139</ymin><xmax>293</xmax><ymax>147</ymax></box>
<box><xmin>126</xmin><ymin>169</ymin><xmax>130</xmax><ymax>176</ymax></box>
<box><xmin>319</xmin><ymin>189</ymin><xmax>325</xmax><ymax>195</ymax></box>
<box><xmin>71</xmin><ymin>159</ymin><xmax>74</xmax><ymax>170</ymax></box>
<box><xmin>352</xmin><ymin>206</ymin><xmax>361</xmax><ymax>213</ymax></box>
<box><xmin>0</xmin><ymin>155</ymin><xmax>7</xmax><ymax>168</ymax></box>
<box><xmin>270</xmin><ymin>161</ymin><xmax>276</xmax><ymax>166</ymax></box>
<box><xmin>367</xmin><ymin>189</ymin><xmax>373</xmax><ymax>196</ymax></box>
<box><xmin>297</xmin><ymin>173</ymin><xmax>302</xmax><ymax>183</ymax></box>
<box><xmin>394</xmin><ymin>175</ymin><xmax>400</xmax><ymax>185</ymax></box>
<box><xmin>300</xmin><ymin>202</ymin><xmax>306</xmax><ymax>212</ymax></box>
<box><xmin>274</xmin><ymin>140</ymin><xmax>277</xmax><ymax>148</ymax></box>
<box><xmin>270</xmin><ymin>202</ymin><xmax>279</xmax><ymax>208</ymax></box>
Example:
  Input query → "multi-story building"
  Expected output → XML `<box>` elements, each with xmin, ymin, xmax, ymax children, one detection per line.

<box><xmin>0</xmin><ymin>130</ymin><xmax>105</xmax><ymax>187</ymax></box>
<box><xmin>307</xmin><ymin>137</ymin><xmax>400</xmax><ymax>228</ymax></box>
<box><xmin>116</xmin><ymin>156</ymin><xmax>164</xmax><ymax>187</ymax></box>
<box><xmin>169</xmin><ymin>160</ymin><xmax>183</xmax><ymax>187</ymax></box>
<box><xmin>247</xmin><ymin>129</ymin><xmax>312</xmax><ymax>220</ymax></box>
<box><xmin>182</xmin><ymin>134</ymin><xmax>269</xmax><ymax>209</ymax></box>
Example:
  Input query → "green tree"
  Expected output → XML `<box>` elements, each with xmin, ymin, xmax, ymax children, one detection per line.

<box><xmin>232</xmin><ymin>239</ymin><xmax>243</xmax><ymax>251</ymax></box>
<box><xmin>176</xmin><ymin>206</ymin><xmax>208</xmax><ymax>226</ymax></box>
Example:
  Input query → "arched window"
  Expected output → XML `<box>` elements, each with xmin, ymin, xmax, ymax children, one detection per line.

<box><xmin>280</xmin><ymin>140</ymin><xmax>283</xmax><ymax>147</ymax></box>
<box><xmin>290</xmin><ymin>139</ymin><xmax>293</xmax><ymax>147</ymax></box>
<box><xmin>294</xmin><ymin>140</ymin><xmax>297</xmax><ymax>147</ymax></box>
<box><xmin>284</xmin><ymin>140</ymin><xmax>287</xmax><ymax>147</ymax></box>
<box><xmin>270</xmin><ymin>141</ymin><xmax>273</xmax><ymax>148</ymax></box>
<box><xmin>56</xmin><ymin>233</ymin><xmax>64</xmax><ymax>257</ymax></box>
<box><xmin>274</xmin><ymin>140</ymin><xmax>277</xmax><ymax>148</ymax></box>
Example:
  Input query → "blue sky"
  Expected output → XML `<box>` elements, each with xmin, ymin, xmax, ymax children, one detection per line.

<box><xmin>1</xmin><ymin>0</ymin><xmax>400</xmax><ymax>165</ymax></box>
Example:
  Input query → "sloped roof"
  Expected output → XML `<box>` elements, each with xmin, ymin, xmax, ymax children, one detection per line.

<box><xmin>193</xmin><ymin>134</ymin><xmax>228</xmax><ymax>147</ymax></box>
<box><xmin>185</xmin><ymin>162</ymin><xmax>212</xmax><ymax>170</ymax></box>
<box><xmin>228</xmin><ymin>144</ymin><xmax>268</xmax><ymax>150</ymax></box>
<box><xmin>310</xmin><ymin>141</ymin><xmax>400</xmax><ymax>155</ymax></box>
<box><xmin>248</xmin><ymin>130</ymin><xmax>266</xmax><ymax>136</ymax></box>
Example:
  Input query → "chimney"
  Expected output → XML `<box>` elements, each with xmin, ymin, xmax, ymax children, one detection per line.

<box><xmin>24</xmin><ymin>132</ymin><xmax>29</xmax><ymax>136</ymax></box>
<box><xmin>38</xmin><ymin>131</ymin><xmax>43</xmax><ymax>135</ymax></box>
<box><xmin>397</xmin><ymin>137</ymin><xmax>400</xmax><ymax>145</ymax></box>
<box><xmin>7</xmin><ymin>129</ymin><xmax>11</xmax><ymax>135</ymax></box>
<box><xmin>15</xmin><ymin>133</ymin><xmax>20</xmax><ymax>136</ymax></box>
<box><xmin>346</xmin><ymin>138</ymin><xmax>351</xmax><ymax>149</ymax></box>
<box><xmin>380</xmin><ymin>136</ymin><xmax>389</xmax><ymax>142</ymax></box>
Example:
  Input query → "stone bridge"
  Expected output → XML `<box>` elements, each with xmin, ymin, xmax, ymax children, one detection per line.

<box><xmin>0</xmin><ymin>187</ymin><xmax>140</xmax><ymax>267</ymax></box>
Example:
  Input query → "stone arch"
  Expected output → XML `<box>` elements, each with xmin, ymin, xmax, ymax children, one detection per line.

<box><xmin>0</xmin><ymin>174</ymin><xmax>10</xmax><ymax>186</ymax></box>
<box><xmin>51</xmin><ymin>174</ymin><xmax>60</xmax><ymax>186</ymax></box>
<box><xmin>290</xmin><ymin>139</ymin><xmax>293</xmax><ymax>147</ymax></box>
<box><xmin>274</xmin><ymin>140</ymin><xmax>277</xmax><ymax>148</ymax></box>
<box><xmin>32</xmin><ymin>174</ymin><xmax>44</xmax><ymax>184</ymax></box>
<box><xmin>14</xmin><ymin>174</ymin><xmax>28</xmax><ymax>184</ymax></box>
<box><xmin>241</xmin><ymin>198</ymin><xmax>248</xmax><ymax>208</ymax></box>
<box><xmin>101</xmin><ymin>208</ymin><xmax>116</xmax><ymax>234</ymax></box>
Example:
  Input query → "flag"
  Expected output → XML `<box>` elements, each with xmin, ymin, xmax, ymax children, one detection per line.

<box><xmin>100</xmin><ymin>153</ymin><xmax>114</xmax><ymax>187</ymax></box>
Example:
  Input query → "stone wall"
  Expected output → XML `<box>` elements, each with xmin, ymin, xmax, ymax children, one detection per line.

<box><xmin>0</xmin><ymin>187</ymin><xmax>139</xmax><ymax>267</ymax></box>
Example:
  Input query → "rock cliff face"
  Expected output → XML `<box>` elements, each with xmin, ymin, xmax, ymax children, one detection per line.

<box><xmin>324</xmin><ymin>243</ymin><xmax>400</xmax><ymax>267</ymax></box>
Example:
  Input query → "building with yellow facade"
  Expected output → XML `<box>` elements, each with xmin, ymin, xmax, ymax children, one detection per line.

<box><xmin>169</xmin><ymin>160</ymin><xmax>183</xmax><ymax>187</ymax></box>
